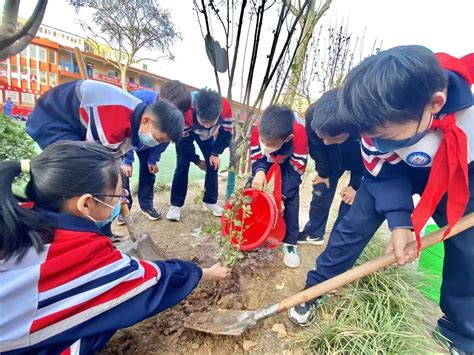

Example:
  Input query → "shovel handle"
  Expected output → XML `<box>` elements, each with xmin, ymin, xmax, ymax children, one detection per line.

<box><xmin>121</xmin><ymin>203</ymin><xmax>138</xmax><ymax>242</ymax></box>
<box><xmin>277</xmin><ymin>213</ymin><xmax>474</xmax><ymax>313</ymax></box>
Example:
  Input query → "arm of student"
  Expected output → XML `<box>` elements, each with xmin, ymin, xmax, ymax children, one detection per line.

<box><xmin>250</xmin><ymin>127</ymin><xmax>271</xmax><ymax>176</ymax></box>
<box><xmin>146</xmin><ymin>143</ymin><xmax>170</xmax><ymax>166</ymax></box>
<box><xmin>122</xmin><ymin>150</ymin><xmax>135</xmax><ymax>166</ymax></box>
<box><xmin>305</xmin><ymin>116</ymin><xmax>331</xmax><ymax>178</ymax></box>
<box><xmin>361</xmin><ymin>138</ymin><xmax>414</xmax><ymax>230</ymax></box>
<box><xmin>211</xmin><ymin>98</ymin><xmax>233</xmax><ymax>155</ymax></box>
<box><xmin>177</xmin><ymin>136</ymin><xmax>201</xmax><ymax>165</ymax></box>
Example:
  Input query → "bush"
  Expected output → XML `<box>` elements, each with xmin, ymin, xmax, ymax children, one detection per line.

<box><xmin>0</xmin><ymin>115</ymin><xmax>37</xmax><ymax>194</ymax></box>
<box><xmin>0</xmin><ymin>115</ymin><xmax>36</xmax><ymax>161</ymax></box>
<box><xmin>295</xmin><ymin>235</ymin><xmax>441</xmax><ymax>354</ymax></box>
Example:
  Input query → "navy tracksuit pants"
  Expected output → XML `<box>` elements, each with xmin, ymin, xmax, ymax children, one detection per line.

<box><xmin>280</xmin><ymin>162</ymin><xmax>301</xmax><ymax>246</ymax></box>
<box><xmin>306</xmin><ymin>168</ymin><xmax>474</xmax><ymax>352</ymax></box>
<box><xmin>170</xmin><ymin>138</ymin><xmax>218</xmax><ymax>207</ymax></box>
<box><xmin>302</xmin><ymin>170</ymin><xmax>351</xmax><ymax>238</ymax></box>
<box><xmin>122</xmin><ymin>149</ymin><xmax>156</xmax><ymax>210</ymax></box>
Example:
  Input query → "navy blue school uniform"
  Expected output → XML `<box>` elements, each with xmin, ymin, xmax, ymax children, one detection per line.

<box><xmin>122</xmin><ymin>90</ymin><xmax>169</xmax><ymax>211</ymax></box>
<box><xmin>302</xmin><ymin>103</ymin><xmax>363</xmax><ymax>238</ymax></box>
<box><xmin>250</xmin><ymin>117</ymin><xmax>309</xmax><ymax>245</ymax></box>
<box><xmin>170</xmin><ymin>93</ymin><xmax>233</xmax><ymax>207</ymax></box>
<box><xmin>305</xmin><ymin>64</ymin><xmax>474</xmax><ymax>351</ymax></box>
<box><xmin>0</xmin><ymin>208</ymin><xmax>202</xmax><ymax>354</ymax></box>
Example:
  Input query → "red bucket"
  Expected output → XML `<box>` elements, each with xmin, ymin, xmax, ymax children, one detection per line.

<box><xmin>221</xmin><ymin>188</ymin><xmax>279</xmax><ymax>250</ymax></box>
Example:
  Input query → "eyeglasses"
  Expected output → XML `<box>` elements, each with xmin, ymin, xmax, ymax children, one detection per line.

<box><xmin>93</xmin><ymin>188</ymin><xmax>129</xmax><ymax>203</ymax></box>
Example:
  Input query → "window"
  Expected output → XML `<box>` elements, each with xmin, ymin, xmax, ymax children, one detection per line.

<box><xmin>129</xmin><ymin>76</ymin><xmax>134</xmax><ymax>83</ymax></box>
<box><xmin>84</xmin><ymin>43</ymin><xmax>93</xmax><ymax>52</ymax></box>
<box><xmin>53</xmin><ymin>31</ymin><xmax>57</xmax><ymax>36</ymax></box>
<box><xmin>39</xmin><ymin>71</ymin><xmax>47</xmax><ymax>85</ymax></box>
<box><xmin>38</xmin><ymin>47</ymin><xmax>47</xmax><ymax>62</ymax></box>
<box><xmin>142</xmin><ymin>63</ymin><xmax>148</xmax><ymax>71</ymax></box>
<box><xmin>22</xmin><ymin>93</ymin><xmax>35</xmax><ymax>105</ymax></box>
<box><xmin>0</xmin><ymin>62</ymin><xmax>7</xmax><ymax>70</ymax></box>
<box><xmin>5</xmin><ymin>90</ymin><xmax>19</xmax><ymax>103</ymax></box>
<box><xmin>29</xmin><ymin>45</ymin><xmax>37</xmax><ymax>59</ymax></box>
<box><xmin>20</xmin><ymin>47</ymin><xmax>28</xmax><ymax>57</ymax></box>
<box><xmin>49</xmin><ymin>72</ymin><xmax>57</xmax><ymax>86</ymax></box>
<box><xmin>10</xmin><ymin>64</ymin><xmax>18</xmax><ymax>72</ymax></box>
<box><xmin>49</xmin><ymin>50</ymin><xmax>56</xmax><ymax>64</ymax></box>
<box><xmin>86</xmin><ymin>63</ymin><xmax>93</xmax><ymax>78</ymax></box>
<box><xmin>107</xmin><ymin>69</ymin><xmax>118</xmax><ymax>78</ymax></box>
<box><xmin>39</xmin><ymin>27</ymin><xmax>43</xmax><ymax>33</ymax></box>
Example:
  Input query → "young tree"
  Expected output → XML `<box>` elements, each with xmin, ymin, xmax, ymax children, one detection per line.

<box><xmin>69</xmin><ymin>0</ymin><xmax>180</xmax><ymax>90</ymax></box>
<box><xmin>194</xmin><ymin>0</ymin><xmax>315</xmax><ymax>197</ymax></box>
<box><xmin>0</xmin><ymin>0</ymin><xmax>48</xmax><ymax>61</ymax></box>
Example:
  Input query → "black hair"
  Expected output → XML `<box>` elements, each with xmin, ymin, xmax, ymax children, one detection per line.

<box><xmin>0</xmin><ymin>141</ymin><xmax>121</xmax><ymax>262</ymax></box>
<box><xmin>145</xmin><ymin>100</ymin><xmax>184</xmax><ymax>143</ymax></box>
<box><xmin>341</xmin><ymin>45</ymin><xmax>448</xmax><ymax>134</ymax></box>
<box><xmin>160</xmin><ymin>80</ymin><xmax>191</xmax><ymax>113</ymax></box>
<box><xmin>259</xmin><ymin>105</ymin><xmax>294</xmax><ymax>140</ymax></box>
<box><xmin>194</xmin><ymin>88</ymin><xmax>222</xmax><ymax>121</ymax></box>
<box><xmin>308</xmin><ymin>88</ymin><xmax>350</xmax><ymax>137</ymax></box>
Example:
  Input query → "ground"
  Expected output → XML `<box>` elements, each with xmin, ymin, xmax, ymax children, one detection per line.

<box><xmin>102</xmin><ymin>172</ymin><xmax>391</xmax><ymax>354</ymax></box>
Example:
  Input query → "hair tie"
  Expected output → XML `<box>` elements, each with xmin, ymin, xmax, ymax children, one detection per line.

<box><xmin>20</xmin><ymin>159</ymin><xmax>31</xmax><ymax>174</ymax></box>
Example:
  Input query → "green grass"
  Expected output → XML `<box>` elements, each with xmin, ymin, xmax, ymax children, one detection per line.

<box><xmin>295</xmin><ymin>235</ymin><xmax>440</xmax><ymax>354</ymax></box>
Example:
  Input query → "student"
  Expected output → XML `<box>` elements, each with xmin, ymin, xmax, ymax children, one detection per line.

<box><xmin>166</xmin><ymin>88</ymin><xmax>233</xmax><ymax>221</ymax></box>
<box><xmin>25</xmin><ymin>80</ymin><xmax>183</xmax><ymax>240</ymax></box>
<box><xmin>250</xmin><ymin>105</ymin><xmax>308</xmax><ymax>268</ymax></box>
<box><xmin>0</xmin><ymin>141</ymin><xmax>231</xmax><ymax>354</ymax></box>
<box><xmin>3</xmin><ymin>97</ymin><xmax>13</xmax><ymax>118</ymax></box>
<box><xmin>120</xmin><ymin>81</ymin><xmax>192</xmax><ymax>222</ymax></box>
<box><xmin>299</xmin><ymin>89</ymin><xmax>363</xmax><ymax>245</ymax></box>
<box><xmin>26</xmin><ymin>80</ymin><xmax>183</xmax><ymax>154</ymax></box>
<box><xmin>288</xmin><ymin>46</ymin><xmax>474</xmax><ymax>354</ymax></box>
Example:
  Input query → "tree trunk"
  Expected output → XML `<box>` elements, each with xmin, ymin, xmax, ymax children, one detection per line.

<box><xmin>225</xmin><ymin>138</ymin><xmax>237</xmax><ymax>200</ymax></box>
<box><xmin>282</xmin><ymin>0</ymin><xmax>331</xmax><ymax>107</ymax></box>
<box><xmin>120</xmin><ymin>65</ymin><xmax>128</xmax><ymax>91</ymax></box>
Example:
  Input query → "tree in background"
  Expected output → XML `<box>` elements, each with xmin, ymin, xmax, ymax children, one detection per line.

<box><xmin>0</xmin><ymin>0</ymin><xmax>48</xmax><ymax>60</ymax></box>
<box><xmin>193</xmin><ymin>0</ymin><xmax>316</xmax><ymax>197</ymax></box>
<box><xmin>280</xmin><ymin>0</ymin><xmax>332</xmax><ymax>107</ymax></box>
<box><xmin>69</xmin><ymin>0</ymin><xmax>180</xmax><ymax>90</ymax></box>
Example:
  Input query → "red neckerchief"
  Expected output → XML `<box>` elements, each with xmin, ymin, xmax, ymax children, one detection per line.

<box><xmin>411</xmin><ymin>113</ymin><xmax>468</xmax><ymax>254</ymax></box>
<box><xmin>411</xmin><ymin>53</ymin><xmax>473</xmax><ymax>254</ymax></box>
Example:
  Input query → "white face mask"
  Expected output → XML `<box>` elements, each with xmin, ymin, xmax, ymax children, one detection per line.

<box><xmin>259</xmin><ymin>139</ymin><xmax>280</xmax><ymax>156</ymax></box>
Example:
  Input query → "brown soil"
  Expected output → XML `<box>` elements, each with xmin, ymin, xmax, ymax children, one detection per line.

<box><xmin>101</xmin><ymin>173</ymin><xmax>388</xmax><ymax>354</ymax></box>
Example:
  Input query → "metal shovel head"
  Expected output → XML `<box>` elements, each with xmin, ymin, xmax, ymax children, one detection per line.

<box><xmin>184</xmin><ymin>309</ymin><xmax>258</xmax><ymax>336</ymax></box>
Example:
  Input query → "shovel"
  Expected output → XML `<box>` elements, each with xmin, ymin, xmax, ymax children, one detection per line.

<box><xmin>184</xmin><ymin>213</ymin><xmax>474</xmax><ymax>336</ymax></box>
<box><xmin>119</xmin><ymin>203</ymin><xmax>163</xmax><ymax>261</ymax></box>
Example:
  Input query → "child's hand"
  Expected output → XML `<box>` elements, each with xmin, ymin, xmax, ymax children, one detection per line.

<box><xmin>121</xmin><ymin>164</ymin><xmax>133</xmax><ymax>177</ymax></box>
<box><xmin>252</xmin><ymin>170</ymin><xmax>267</xmax><ymax>191</ymax></box>
<box><xmin>148</xmin><ymin>164</ymin><xmax>159</xmax><ymax>174</ymax></box>
<box><xmin>209</xmin><ymin>155</ymin><xmax>220</xmax><ymax>170</ymax></box>
<box><xmin>385</xmin><ymin>228</ymin><xmax>417</xmax><ymax>265</ymax></box>
<box><xmin>312</xmin><ymin>176</ymin><xmax>330</xmax><ymax>188</ymax></box>
<box><xmin>197</xmin><ymin>160</ymin><xmax>207</xmax><ymax>171</ymax></box>
<box><xmin>340</xmin><ymin>186</ymin><xmax>356</xmax><ymax>205</ymax></box>
<box><xmin>202</xmin><ymin>263</ymin><xmax>232</xmax><ymax>281</ymax></box>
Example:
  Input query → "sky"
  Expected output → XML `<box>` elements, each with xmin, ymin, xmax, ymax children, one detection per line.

<box><xmin>16</xmin><ymin>0</ymin><xmax>474</xmax><ymax>102</ymax></box>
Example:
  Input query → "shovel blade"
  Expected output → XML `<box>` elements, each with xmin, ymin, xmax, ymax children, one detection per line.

<box><xmin>184</xmin><ymin>309</ymin><xmax>257</xmax><ymax>336</ymax></box>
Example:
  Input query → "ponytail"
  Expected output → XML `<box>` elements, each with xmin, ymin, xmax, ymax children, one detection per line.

<box><xmin>0</xmin><ymin>161</ymin><xmax>53</xmax><ymax>262</ymax></box>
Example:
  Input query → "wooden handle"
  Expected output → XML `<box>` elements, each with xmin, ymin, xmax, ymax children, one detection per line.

<box><xmin>277</xmin><ymin>213</ymin><xmax>474</xmax><ymax>313</ymax></box>
<box><xmin>120</xmin><ymin>203</ymin><xmax>138</xmax><ymax>242</ymax></box>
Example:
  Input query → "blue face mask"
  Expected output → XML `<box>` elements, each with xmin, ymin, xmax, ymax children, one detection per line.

<box><xmin>372</xmin><ymin>129</ymin><xmax>429</xmax><ymax>153</ymax></box>
<box><xmin>89</xmin><ymin>199</ymin><xmax>122</xmax><ymax>228</ymax></box>
<box><xmin>139</xmin><ymin>132</ymin><xmax>160</xmax><ymax>147</ymax></box>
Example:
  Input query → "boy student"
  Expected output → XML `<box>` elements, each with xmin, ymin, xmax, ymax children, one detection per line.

<box><xmin>0</xmin><ymin>141</ymin><xmax>230</xmax><ymax>354</ymax></box>
<box><xmin>120</xmin><ymin>81</ymin><xmax>192</xmax><ymax>222</ymax></box>
<box><xmin>166</xmin><ymin>88</ymin><xmax>233</xmax><ymax>221</ymax></box>
<box><xmin>288</xmin><ymin>46</ymin><xmax>474</xmax><ymax>354</ymax></box>
<box><xmin>250</xmin><ymin>105</ymin><xmax>309</xmax><ymax>268</ymax></box>
<box><xmin>299</xmin><ymin>88</ymin><xmax>363</xmax><ymax>245</ymax></box>
<box><xmin>26</xmin><ymin>79</ymin><xmax>183</xmax><ymax>240</ymax></box>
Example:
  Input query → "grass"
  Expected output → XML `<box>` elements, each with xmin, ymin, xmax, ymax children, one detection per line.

<box><xmin>295</xmin><ymin>235</ymin><xmax>441</xmax><ymax>354</ymax></box>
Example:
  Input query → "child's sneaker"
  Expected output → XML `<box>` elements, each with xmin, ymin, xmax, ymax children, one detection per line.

<box><xmin>297</xmin><ymin>232</ymin><xmax>324</xmax><ymax>245</ymax></box>
<box><xmin>166</xmin><ymin>206</ymin><xmax>181</xmax><ymax>221</ymax></box>
<box><xmin>204</xmin><ymin>203</ymin><xmax>223</xmax><ymax>217</ymax></box>
<box><xmin>117</xmin><ymin>214</ymin><xmax>126</xmax><ymax>226</ymax></box>
<box><xmin>141</xmin><ymin>207</ymin><xmax>162</xmax><ymax>221</ymax></box>
<box><xmin>288</xmin><ymin>295</ymin><xmax>328</xmax><ymax>326</ymax></box>
<box><xmin>433</xmin><ymin>326</ymin><xmax>473</xmax><ymax>355</ymax></box>
<box><xmin>283</xmin><ymin>244</ymin><xmax>300</xmax><ymax>268</ymax></box>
